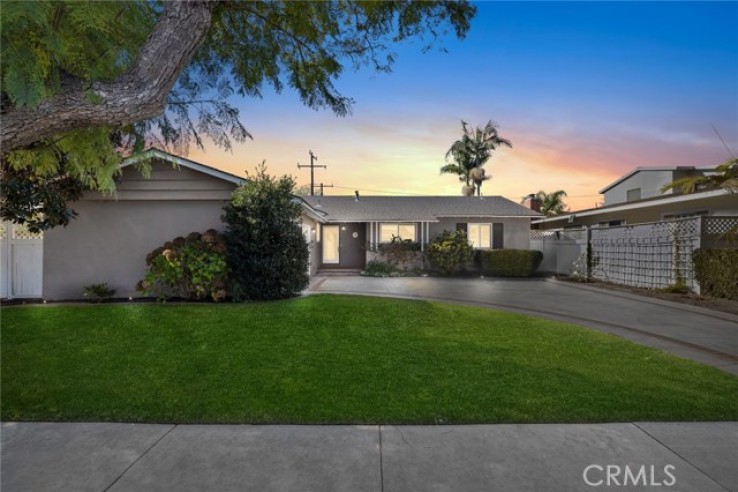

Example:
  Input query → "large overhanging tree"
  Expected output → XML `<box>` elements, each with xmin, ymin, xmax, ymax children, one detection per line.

<box><xmin>1</xmin><ymin>0</ymin><xmax>476</xmax><ymax>230</ymax></box>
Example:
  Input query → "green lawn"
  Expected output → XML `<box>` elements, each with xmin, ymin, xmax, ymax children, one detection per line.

<box><xmin>2</xmin><ymin>294</ymin><xmax>737</xmax><ymax>424</ymax></box>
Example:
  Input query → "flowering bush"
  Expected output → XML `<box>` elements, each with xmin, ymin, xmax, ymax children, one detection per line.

<box><xmin>138</xmin><ymin>230</ymin><xmax>228</xmax><ymax>301</ymax></box>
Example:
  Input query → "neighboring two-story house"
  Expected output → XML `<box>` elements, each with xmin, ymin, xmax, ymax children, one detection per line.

<box><xmin>534</xmin><ymin>166</ymin><xmax>737</xmax><ymax>230</ymax></box>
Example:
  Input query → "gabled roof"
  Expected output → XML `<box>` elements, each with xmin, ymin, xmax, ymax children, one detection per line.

<box><xmin>300</xmin><ymin>195</ymin><xmax>541</xmax><ymax>223</ymax></box>
<box><xmin>121</xmin><ymin>148</ymin><xmax>245</xmax><ymax>185</ymax></box>
<box><xmin>598</xmin><ymin>166</ymin><xmax>715</xmax><ymax>194</ymax></box>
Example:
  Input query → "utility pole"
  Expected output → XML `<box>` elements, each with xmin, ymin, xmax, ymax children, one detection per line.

<box><xmin>297</xmin><ymin>150</ymin><xmax>327</xmax><ymax>196</ymax></box>
<box><xmin>319</xmin><ymin>183</ymin><xmax>334</xmax><ymax>196</ymax></box>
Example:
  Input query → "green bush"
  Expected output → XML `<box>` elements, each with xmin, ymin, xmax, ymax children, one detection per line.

<box><xmin>425</xmin><ymin>230</ymin><xmax>474</xmax><ymax>276</ymax></box>
<box><xmin>480</xmin><ymin>249</ymin><xmax>543</xmax><ymax>277</ymax></box>
<box><xmin>138</xmin><ymin>230</ymin><xmax>228</xmax><ymax>301</ymax></box>
<box><xmin>223</xmin><ymin>164</ymin><xmax>309</xmax><ymax>301</ymax></box>
<box><xmin>693</xmin><ymin>249</ymin><xmax>738</xmax><ymax>300</ymax></box>
<box><xmin>362</xmin><ymin>260</ymin><xmax>397</xmax><ymax>277</ymax></box>
<box><xmin>82</xmin><ymin>283</ymin><xmax>116</xmax><ymax>302</ymax></box>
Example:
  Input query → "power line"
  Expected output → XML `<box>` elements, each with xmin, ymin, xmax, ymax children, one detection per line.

<box><xmin>712</xmin><ymin>124</ymin><xmax>736</xmax><ymax>158</ymax></box>
<box><xmin>329</xmin><ymin>185</ymin><xmax>433</xmax><ymax>196</ymax></box>
<box><xmin>325</xmin><ymin>185</ymin><xmax>603</xmax><ymax>198</ymax></box>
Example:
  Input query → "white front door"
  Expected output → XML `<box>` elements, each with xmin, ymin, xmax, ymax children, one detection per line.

<box><xmin>322</xmin><ymin>225</ymin><xmax>340</xmax><ymax>264</ymax></box>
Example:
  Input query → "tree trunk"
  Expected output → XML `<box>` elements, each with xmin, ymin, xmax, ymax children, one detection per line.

<box><xmin>0</xmin><ymin>1</ymin><xmax>215</xmax><ymax>157</ymax></box>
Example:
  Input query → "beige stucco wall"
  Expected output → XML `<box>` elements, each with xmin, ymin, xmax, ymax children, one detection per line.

<box><xmin>43</xmin><ymin>199</ymin><xmax>232</xmax><ymax>299</ymax></box>
<box><xmin>43</xmin><ymin>159</ymin><xmax>239</xmax><ymax>299</ymax></box>
<box><xmin>428</xmin><ymin>217</ymin><xmax>532</xmax><ymax>249</ymax></box>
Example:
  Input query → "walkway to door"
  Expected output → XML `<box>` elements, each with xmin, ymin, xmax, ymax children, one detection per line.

<box><xmin>308</xmin><ymin>276</ymin><xmax>738</xmax><ymax>375</ymax></box>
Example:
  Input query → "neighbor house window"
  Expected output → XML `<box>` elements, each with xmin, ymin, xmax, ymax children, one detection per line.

<box><xmin>598</xmin><ymin>220</ymin><xmax>625</xmax><ymax>227</ymax></box>
<box><xmin>626</xmin><ymin>188</ymin><xmax>641</xmax><ymax>202</ymax></box>
<box><xmin>379</xmin><ymin>223</ymin><xmax>416</xmax><ymax>243</ymax></box>
<box><xmin>467</xmin><ymin>223</ymin><xmax>492</xmax><ymax>249</ymax></box>
<box><xmin>662</xmin><ymin>210</ymin><xmax>708</xmax><ymax>220</ymax></box>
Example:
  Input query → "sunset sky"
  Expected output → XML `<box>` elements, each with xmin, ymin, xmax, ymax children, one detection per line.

<box><xmin>190</xmin><ymin>1</ymin><xmax>738</xmax><ymax>211</ymax></box>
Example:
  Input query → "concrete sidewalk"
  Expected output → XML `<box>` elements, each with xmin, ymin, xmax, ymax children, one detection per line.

<box><xmin>2</xmin><ymin>422</ymin><xmax>736</xmax><ymax>491</ymax></box>
<box><xmin>309</xmin><ymin>276</ymin><xmax>738</xmax><ymax>375</ymax></box>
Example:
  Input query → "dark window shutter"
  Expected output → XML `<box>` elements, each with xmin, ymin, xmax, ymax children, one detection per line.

<box><xmin>492</xmin><ymin>223</ymin><xmax>504</xmax><ymax>249</ymax></box>
<box><xmin>456</xmin><ymin>223</ymin><xmax>467</xmax><ymax>233</ymax></box>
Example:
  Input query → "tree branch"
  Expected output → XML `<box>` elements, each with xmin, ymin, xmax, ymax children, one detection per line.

<box><xmin>1</xmin><ymin>1</ymin><xmax>215</xmax><ymax>157</ymax></box>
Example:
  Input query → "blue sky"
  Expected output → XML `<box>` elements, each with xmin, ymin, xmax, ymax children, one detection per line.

<box><xmin>194</xmin><ymin>1</ymin><xmax>738</xmax><ymax>210</ymax></box>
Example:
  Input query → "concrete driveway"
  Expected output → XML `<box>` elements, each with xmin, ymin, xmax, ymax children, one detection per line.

<box><xmin>309</xmin><ymin>276</ymin><xmax>738</xmax><ymax>375</ymax></box>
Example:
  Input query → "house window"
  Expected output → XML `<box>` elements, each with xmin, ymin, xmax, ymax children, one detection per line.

<box><xmin>626</xmin><ymin>188</ymin><xmax>641</xmax><ymax>202</ymax></box>
<box><xmin>467</xmin><ymin>223</ymin><xmax>492</xmax><ymax>249</ymax></box>
<box><xmin>379</xmin><ymin>223</ymin><xmax>416</xmax><ymax>243</ymax></box>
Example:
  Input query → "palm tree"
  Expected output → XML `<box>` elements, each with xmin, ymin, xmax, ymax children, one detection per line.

<box><xmin>440</xmin><ymin>120</ymin><xmax>512</xmax><ymax>196</ymax></box>
<box><xmin>660</xmin><ymin>157</ymin><xmax>738</xmax><ymax>194</ymax></box>
<box><xmin>531</xmin><ymin>190</ymin><xmax>568</xmax><ymax>217</ymax></box>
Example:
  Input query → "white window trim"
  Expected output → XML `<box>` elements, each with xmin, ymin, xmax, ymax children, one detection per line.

<box><xmin>379</xmin><ymin>223</ymin><xmax>416</xmax><ymax>243</ymax></box>
<box><xmin>467</xmin><ymin>223</ymin><xmax>492</xmax><ymax>249</ymax></box>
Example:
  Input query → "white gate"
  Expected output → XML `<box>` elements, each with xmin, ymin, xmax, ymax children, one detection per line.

<box><xmin>530</xmin><ymin>229</ymin><xmax>587</xmax><ymax>275</ymax></box>
<box><xmin>0</xmin><ymin>221</ymin><xmax>44</xmax><ymax>299</ymax></box>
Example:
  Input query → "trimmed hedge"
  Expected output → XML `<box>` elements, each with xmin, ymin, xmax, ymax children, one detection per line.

<box><xmin>480</xmin><ymin>249</ymin><xmax>543</xmax><ymax>277</ymax></box>
<box><xmin>693</xmin><ymin>249</ymin><xmax>738</xmax><ymax>300</ymax></box>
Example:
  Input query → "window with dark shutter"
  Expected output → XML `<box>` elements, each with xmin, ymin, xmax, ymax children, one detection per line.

<box><xmin>492</xmin><ymin>223</ymin><xmax>504</xmax><ymax>249</ymax></box>
<box><xmin>456</xmin><ymin>223</ymin><xmax>467</xmax><ymax>233</ymax></box>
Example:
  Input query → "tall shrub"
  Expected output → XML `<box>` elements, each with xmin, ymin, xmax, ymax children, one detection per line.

<box><xmin>223</xmin><ymin>164</ymin><xmax>309</xmax><ymax>300</ymax></box>
<box><xmin>425</xmin><ymin>230</ymin><xmax>474</xmax><ymax>275</ymax></box>
<box><xmin>693</xmin><ymin>249</ymin><xmax>738</xmax><ymax>300</ymax></box>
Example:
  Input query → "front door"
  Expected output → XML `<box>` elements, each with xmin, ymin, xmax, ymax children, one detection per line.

<box><xmin>322</xmin><ymin>225</ymin><xmax>340</xmax><ymax>264</ymax></box>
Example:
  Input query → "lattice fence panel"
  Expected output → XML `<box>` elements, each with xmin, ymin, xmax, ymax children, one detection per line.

<box><xmin>589</xmin><ymin>218</ymin><xmax>700</xmax><ymax>290</ymax></box>
<box><xmin>11</xmin><ymin>223</ymin><xmax>43</xmax><ymax>240</ymax></box>
<box><xmin>704</xmin><ymin>216</ymin><xmax>738</xmax><ymax>235</ymax></box>
<box><xmin>530</xmin><ymin>229</ymin><xmax>588</xmax><ymax>241</ymax></box>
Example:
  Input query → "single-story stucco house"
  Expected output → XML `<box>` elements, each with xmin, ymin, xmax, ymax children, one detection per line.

<box><xmin>299</xmin><ymin>195</ymin><xmax>541</xmax><ymax>271</ymax></box>
<box><xmin>2</xmin><ymin>149</ymin><xmax>540</xmax><ymax>300</ymax></box>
